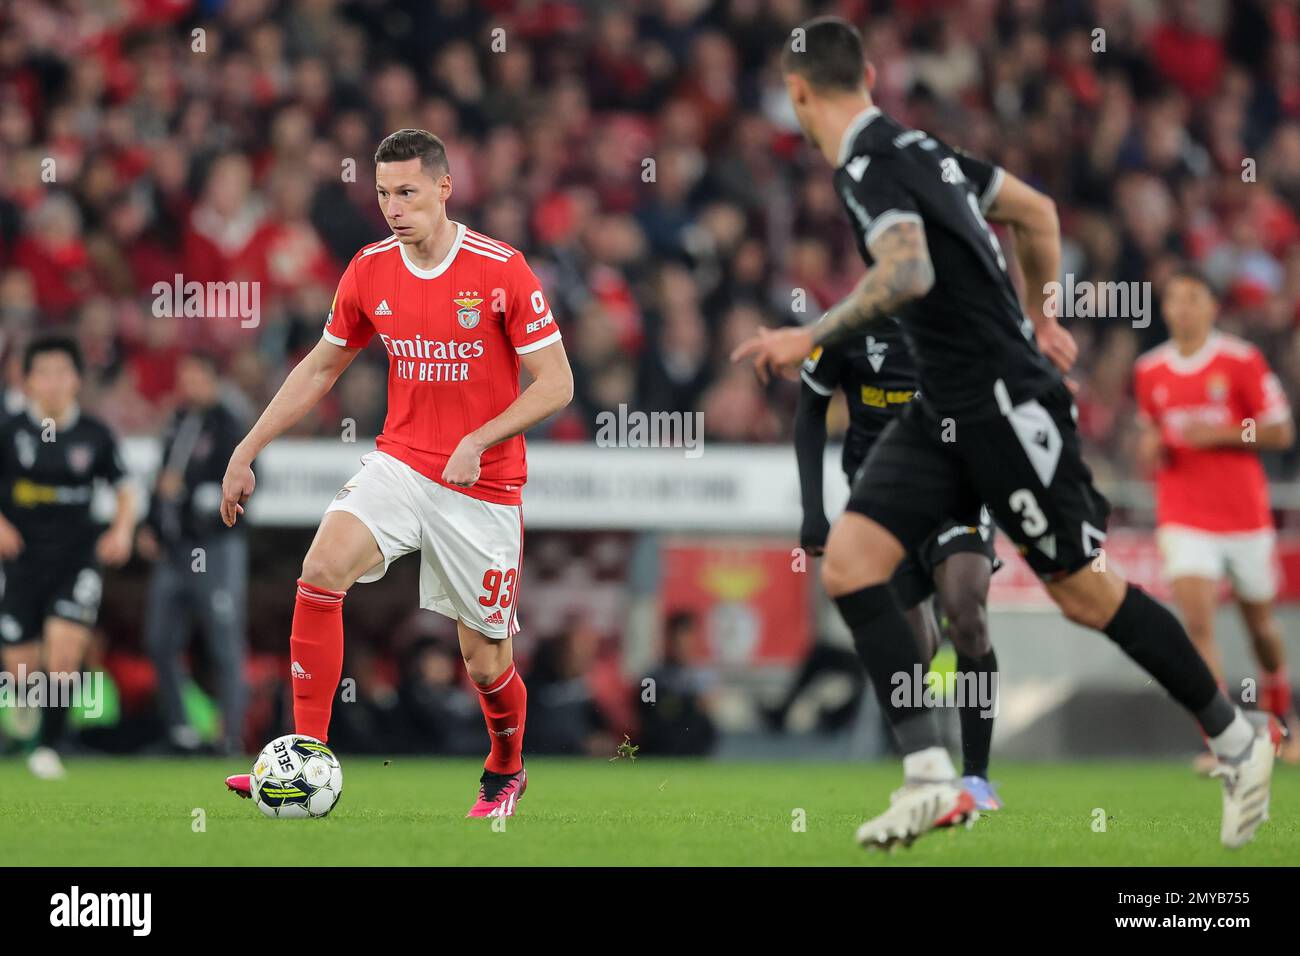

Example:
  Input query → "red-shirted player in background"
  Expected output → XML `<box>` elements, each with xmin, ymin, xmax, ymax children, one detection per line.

<box><xmin>218</xmin><ymin>130</ymin><xmax>573</xmax><ymax>816</ymax></box>
<box><xmin>1136</xmin><ymin>266</ymin><xmax>1299</xmax><ymax>768</ymax></box>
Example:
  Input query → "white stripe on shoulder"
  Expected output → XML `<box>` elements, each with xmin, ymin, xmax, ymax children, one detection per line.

<box><xmin>865</xmin><ymin>211</ymin><xmax>924</xmax><ymax>250</ymax></box>
<box><xmin>1134</xmin><ymin>342</ymin><xmax>1174</xmax><ymax>371</ymax></box>
<box><xmin>462</xmin><ymin>238</ymin><xmax>512</xmax><ymax>262</ymax></box>
<box><xmin>1215</xmin><ymin>333</ymin><xmax>1258</xmax><ymax>359</ymax></box>
<box><xmin>465</xmin><ymin>230</ymin><xmax>515</xmax><ymax>257</ymax></box>
<box><xmin>360</xmin><ymin>236</ymin><xmax>400</xmax><ymax>257</ymax></box>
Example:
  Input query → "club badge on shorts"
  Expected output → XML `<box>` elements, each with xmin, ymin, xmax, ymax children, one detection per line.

<box><xmin>454</xmin><ymin>292</ymin><xmax>482</xmax><ymax>329</ymax></box>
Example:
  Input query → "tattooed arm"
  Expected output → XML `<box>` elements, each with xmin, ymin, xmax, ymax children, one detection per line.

<box><xmin>809</xmin><ymin>219</ymin><xmax>934</xmax><ymax>348</ymax></box>
<box><xmin>731</xmin><ymin>219</ymin><xmax>933</xmax><ymax>382</ymax></box>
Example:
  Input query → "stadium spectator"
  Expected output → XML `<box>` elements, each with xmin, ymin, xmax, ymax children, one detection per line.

<box><xmin>525</xmin><ymin>621</ymin><xmax>617</xmax><ymax>757</ymax></box>
<box><xmin>637</xmin><ymin>610</ymin><xmax>718</xmax><ymax>755</ymax></box>
<box><xmin>139</xmin><ymin>352</ymin><xmax>249</xmax><ymax>754</ymax></box>
<box><xmin>394</xmin><ymin>635</ymin><xmax>484</xmax><ymax>755</ymax></box>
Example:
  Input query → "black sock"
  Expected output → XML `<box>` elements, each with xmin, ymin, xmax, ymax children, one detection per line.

<box><xmin>1103</xmin><ymin>584</ymin><xmax>1231</xmax><ymax>735</ymax></box>
<box><xmin>835</xmin><ymin>583</ymin><xmax>943</xmax><ymax>754</ymax></box>
<box><xmin>955</xmin><ymin>648</ymin><xmax>997</xmax><ymax>779</ymax></box>
<box><xmin>40</xmin><ymin>698</ymin><xmax>69</xmax><ymax>750</ymax></box>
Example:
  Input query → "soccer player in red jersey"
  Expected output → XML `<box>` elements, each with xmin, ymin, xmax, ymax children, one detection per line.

<box><xmin>219</xmin><ymin>129</ymin><xmax>573</xmax><ymax>816</ymax></box>
<box><xmin>1135</xmin><ymin>267</ymin><xmax>1299</xmax><ymax>765</ymax></box>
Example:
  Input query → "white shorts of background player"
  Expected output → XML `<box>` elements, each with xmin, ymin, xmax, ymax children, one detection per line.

<box><xmin>1156</xmin><ymin>525</ymin><xmax>1279</xmax><ymax>604</ymax></box>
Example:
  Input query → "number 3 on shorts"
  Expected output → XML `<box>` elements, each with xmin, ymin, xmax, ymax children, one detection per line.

<box><xmin>1009</xmin><ymin>488</ymin><xmax>1048</xmax><ymax>537</ymax></box>
<box><xmin>479</xmin><ymin>568</ymin><xmax>518</xmax><ymax>608</ymax></box>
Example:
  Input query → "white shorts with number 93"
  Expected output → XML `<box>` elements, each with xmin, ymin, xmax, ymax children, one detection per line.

<box><xmin>325</xmin><ymin>450</ymin><xmax>522</xmax><ymax>639</ymax></box>
<box><xmin>1156</xmin><ymin>524</ymin><xmax>1279</xmax><ymax>604</ymax></box>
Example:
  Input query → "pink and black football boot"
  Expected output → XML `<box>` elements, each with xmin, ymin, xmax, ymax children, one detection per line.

<box><xmin>466</xmin><ymin>767</ymin><xmax>527</xmax><ymax>818</ymax></box>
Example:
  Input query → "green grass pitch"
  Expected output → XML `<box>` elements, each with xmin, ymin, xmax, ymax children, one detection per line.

<box><xmin>2</xmin><ymin>757</ymin><xmax>1296</xmax><ymax>866</ymax></box>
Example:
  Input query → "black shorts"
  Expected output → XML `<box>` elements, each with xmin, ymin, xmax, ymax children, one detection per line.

<box><xmin>891</xmin><ymin>507</ymin><xmax>998</xmax><ymax>609</ymax></box>
<box><xmin>848</xmin><ymin>381</ymin><xmax>1111</xmax><ymax>581</ymax></box>
<box><xmin>0</xmin><ymin>548</ymin><xmax>102</xmax><ymax>646</ymax></box>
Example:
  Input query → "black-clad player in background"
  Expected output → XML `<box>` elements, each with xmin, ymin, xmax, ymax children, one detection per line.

<box><xmin>734</xmin><ymin>17</ymin><xmax>1279</xmax><ymax>850</ymax></box>
<box><xmin>794</xmin><ymin>321</ymin><xmax>1002</xmax><ymax>810</ymax></box>
<box><xmin>0</xmin><ymin>337</ymin><xmax>134</xmax><ymax>778</ymax></box>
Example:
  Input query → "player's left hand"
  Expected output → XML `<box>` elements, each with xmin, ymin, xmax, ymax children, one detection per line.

<box><xmin>442</xmin><ymin>436</ymin><xmax>483</xmax><ymax>487</ymax></box>
<box><xmin>730</xmin><ymin>326</ymin><xmax>815</xmax><ymax>384</ymax></box>
<box><xmin>96</xmin><ymin>527</ymin><xmax>133</xmax><ymax>567</ymax></box>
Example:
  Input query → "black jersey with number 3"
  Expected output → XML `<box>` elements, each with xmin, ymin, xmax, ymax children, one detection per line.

<box><xmin>0</xmin><ymin>408</ymin><xmax>126</xmax><ymax>553</ymax></box>
<box><xmin>833</xmin><ymin>107</ymin><xmax>1059</xmax><ymax>419</ymax></box>
<box><xmin>801</xmin><ymin>318</ymin><xmax>917</xmax><ymax>478</ymax></box>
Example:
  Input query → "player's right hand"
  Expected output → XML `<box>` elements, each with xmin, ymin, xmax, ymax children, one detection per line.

<box><xmin>221</xmin><ymin>458</ymin><xmax>256</xmax><ymax>527</ymax></box>
<box><xmin>1035</xmin><ymin>318</ymin><xmax>1078</xmax><ymax>374</ymax></box>
<box><xmin>0</xmin><ymin>521</ymin><xmax>22</xmax><ymax>559</ymax></box>
<box><xmin>731</xmin><ymin>326</ymin><xmax>814</xmax><ymax>385</ymax></box>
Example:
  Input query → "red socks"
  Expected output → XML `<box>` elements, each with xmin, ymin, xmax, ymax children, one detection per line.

<box><xmin>290</xmin><ymin>579</ymin><xmax>346</xmax><ymax>742</ymax></box>
<box><xmin>1261</xmin><ymin>670</ymin><xmax>1294</xmax><ymax>721</ymax></box>
<box><xmin>476</xmin><ymin>662</ymin><xmax>527</xmax><ymax>774</ymax></box>
<box><xmin>289</xmin><ymin>572</ymin><xmax>527</xmax><ymax>769</ymax></box>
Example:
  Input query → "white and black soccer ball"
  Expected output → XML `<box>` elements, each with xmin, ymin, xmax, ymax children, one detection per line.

<box><xmin>250</xmin><ymin>734</ymin><xmax>343</xmax><ymax>819</ymax></box>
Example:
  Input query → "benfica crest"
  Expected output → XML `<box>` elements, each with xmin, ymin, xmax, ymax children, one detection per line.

<box><xmin>454</xmin><ymin>292</ymin><xmax>483</xmax><ymax>329</ymax></box>
<box><xmin>1206</xmin><ymin>373</ymin><xmax>1229</xmax><ymax>403</ymax></box>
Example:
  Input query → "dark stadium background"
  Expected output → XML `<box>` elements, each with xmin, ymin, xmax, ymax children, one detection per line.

<box><xmin>2</xmin><ymin>0</ymin><xmax>1299</xmax><ymax>760</ymax></box>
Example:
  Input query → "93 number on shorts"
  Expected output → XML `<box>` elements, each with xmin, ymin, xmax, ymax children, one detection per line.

<box><xmin>479</xmin><ymin>567</ymin><xmax>517</xmax><ymax>608</ymax></box>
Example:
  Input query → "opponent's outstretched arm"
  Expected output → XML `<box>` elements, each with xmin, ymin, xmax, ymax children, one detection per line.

<box><xmin>220</xmin><ymin>338</ymin><xmax>362</xmax><ymax>526</ymax></box>
<box><xmin>809</xmin><ymin>220</ymin><xmax>934</xmax><ymax>348</ymax></box>
<box><xmin>731</xmin><ymin>219</ymin><xmax>933</xmax><ymax>382</ymax></box>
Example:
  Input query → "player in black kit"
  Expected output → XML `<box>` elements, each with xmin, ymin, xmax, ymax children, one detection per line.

<box><xmin>0</xmin><ymin>337</ymin><xmax>134</xmax><ymax>778</ymax></box>
<box><xmin>794</xmin><ymin>320</ymin><xmax>1001</xmax><ymax>810</ymax></box>
<box><xmin>734</xmin><ymin>17</ymin><xmax>1278</xmax><ymax>850</ymax></box>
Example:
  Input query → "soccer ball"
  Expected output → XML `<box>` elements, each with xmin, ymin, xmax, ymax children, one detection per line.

<box><xmin>250</xmin><ymin>734</ymin><xmax>343</xmax><ymax>819</ymax></box>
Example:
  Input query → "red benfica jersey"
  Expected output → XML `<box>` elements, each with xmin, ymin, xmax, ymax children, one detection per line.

<box><xmin>323</xmin><ymin>224</ymin><xmax>561</xmax><ymax>505</ymax></box>
<box><xmin>1135</xmin><ymin>332</ymin><xmax>1289</xmax><ymax>533</ymax></box>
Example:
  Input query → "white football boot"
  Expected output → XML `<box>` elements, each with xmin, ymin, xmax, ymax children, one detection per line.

<box><xmin>1214</xmin><ymin>712</ymin><xmax>1282</xmax><ymax>850</ymax></box>
<box><xmin>27</xmin><ymin>746</ymin><xmax>67</xmax><ymax>781</ymax></box>
<box><xmin>855</xmin><ymin>779</ymin><xmax>978</xmax><ymax>852</ymax></box>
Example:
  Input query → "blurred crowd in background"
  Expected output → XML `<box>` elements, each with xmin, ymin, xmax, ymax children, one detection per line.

<box><xmin>4</xmin><ymin>0</ymin><xmax>1300</xmax><ymax>480</ymax></box>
